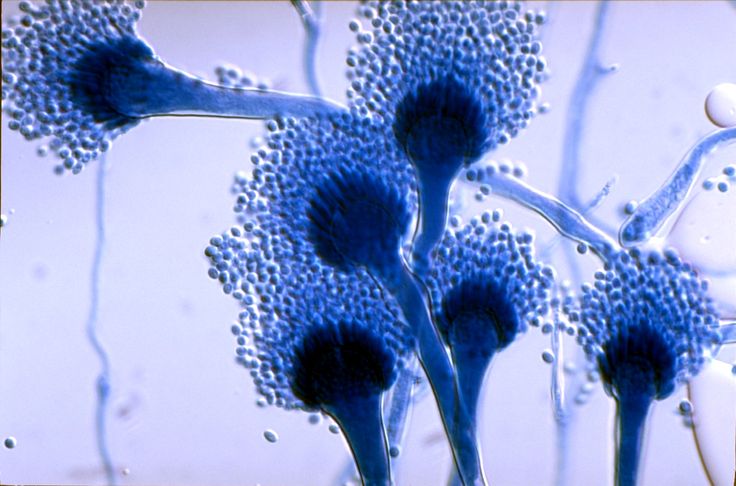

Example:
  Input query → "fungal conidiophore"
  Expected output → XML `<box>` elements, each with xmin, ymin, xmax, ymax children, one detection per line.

<box><xmin>3</xmin><ymin>1</ymin><xmax>735</xmax><ymax>485</ymax></box>
<box><xmin>346</xmin><ymin>0</ymin><xmax>548</xmax><ymax>277</ymax></box>
<box><xmin>1</xmin><ymin>0</ymin><xmax>343</xmax><ymax>173</ymax></box>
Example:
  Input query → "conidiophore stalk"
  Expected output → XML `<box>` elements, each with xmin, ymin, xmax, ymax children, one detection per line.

<box><xmin>614</xmin><ymin>388</ymin><xmax>652</xmax><ymax>486</ymax></box>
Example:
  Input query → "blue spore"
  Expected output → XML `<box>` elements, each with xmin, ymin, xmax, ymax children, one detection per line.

<box><xmin>1</xmin><ymin>0</ymin><xmax>146</xmax><ymax>173</ymax></box>
<box><xmin>347</xmin><ymin>0</ymin><xmax>548</xmax><ymax>275</ymax></box>
<box><xmin>619</xmin><ymin>127</ymin><xmax>736</xmax><ymax>246</ymax></box>
<box><xmin>573</xmin><ymin>249</ymin><xmax>722</xmax><ymax>486</ymax></box>
<box><xmin>307</xmin><ymin>167</ymin><xmax>412</xmax><ymax>277</ymax></box>
<box><xmin>428</xmin><ymin>218</ymin><xmax>554</xmax><ymax>422</ymax></box>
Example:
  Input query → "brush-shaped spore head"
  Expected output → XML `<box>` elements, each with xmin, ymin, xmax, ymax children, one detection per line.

<box><xmin>2</xmin><ymin>0</ymin><xmax>146</xmax><ymax>173</ymax></box>
<box><xmin>576</xmin><ymin>249</ymin><xmax>721</xmax><ymax>401</ymax></box>
<box><xmin>66</xmin><ymin>35</ymin><xmax>154</xmax><ymax>129</ymax></box>
<box><xmin>307</xmin><ymin>167</ymin><xmax>412</xmax><ymax>275</ymax></box>
<box><xmin>348</xmin><ymin>1</ymin><xmax>547</xmax><ymax>160</ymax></box>
<box><xmin>438</xmin><ymin>274</ymin><xmax>519</xmax><ymax>358</ymax></box>
<box><xmin>428</xmin><ymin>212</ymin><xmax>555</xmax><ymax>352</ymax></box>
<box><xmin>291</xmin><ymin>319</ymin><xmax>398</xmax><ymax>409</ymax></box>
<box><xmin>205</xmin><ymin>113</ymin><xmax>416</xmax><ymax>292</ymax></box>
<box><xmin>393</xmin><ymin>76</ymin><xmax>490</xmax><ymax>173</ymax></box>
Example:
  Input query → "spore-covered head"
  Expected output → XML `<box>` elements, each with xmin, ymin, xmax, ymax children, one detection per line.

<box><xmin>427</xmin><ymin>211</ymin><xmax>555</xmax><ymax>352</ymax></box>
<box><xmin>394</xmin><ymin>76</ymin><xmax>490</xmax><ymax>174</ymax></box>
<box><xmin>574</xmin><ymin>249</ymin><xmax>721</xmax><ymax>401</ymax></box>
<box><xmin>347</xmin><ymin>1</ymin><xmax>547</xmax><ymax>161</ymax></box>
<box><xmin>307</xmin><ymin>167</ymin><xmax>412</xmax><ymax>274</ymax></box>
<box><xmin>2</xmin><ymin>0</ymin><xmax>147</xmax><ymax>173</ymax></box>
<box><xmin>214</xmin><ymin>257</ymin><xmax>413</xmax><ymax>410</ymax></box>
<box><xmin>209</xmin><ymin>113</ymin><xmax>416</xmax><ymax>288</ymax></box>
<box><xmin>291</xmin><ymin>319</ymin><xmax>399</xmax><ymax>409</ymax></box>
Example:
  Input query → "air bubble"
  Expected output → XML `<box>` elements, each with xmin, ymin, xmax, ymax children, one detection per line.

<box><xmin>705</xmin><ymin>83</ymin><xmax>736</xmax><ymax>128</ymax></box>
<box><xmin>263</xmin><ymin>429</ymin><xmax>279</xmax><ymax>443</ymax></box>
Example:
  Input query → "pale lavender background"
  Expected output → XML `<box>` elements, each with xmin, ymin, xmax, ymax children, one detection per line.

<box><xmin>1</xmin><ymin>2</ymin><xmax>735</xmax><ymax>485</ymax></box>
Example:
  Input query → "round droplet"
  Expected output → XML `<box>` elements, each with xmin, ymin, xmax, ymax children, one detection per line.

<box><xmin>705</xmin><ymin>83</ymin><xmax>736</xmax><ymax>128</ymax></box>
<box><xmin>541</xmin><ymin>349</ymin><xmax>555</xmax><ymax>364</ymax></box>
<box><xmin>4</xmin><ymin>437</ymin><xmax>17</xmax><ymax>449</ymax></box>
<box><xmin>263</xmin><ymin>429</ymin><xmax>279</xmax><ymax>443</ymax></box>
<box><xmin>678</xmin><ymin>399</ymin><xmax>693</xmax><ymax>415</ymax></box>
<box><xmin>328</xmin><ymin>424</ymin><xmax>340</xmax><ymax>434</ymax></box>
<box><xmin>623</xmin><ymin>200</ymin><xmax>638</xmax><ymax>215</ymax></box>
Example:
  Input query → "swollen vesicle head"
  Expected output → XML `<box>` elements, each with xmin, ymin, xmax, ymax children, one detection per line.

<box><xmin>66</xmin><ymin>36</ymin><xmax>154</xmax><ymax>129</ymax></box>
<box><xmin>428</xmin><ymin>214</ymin><xmax>555</xmax><ymax>348</ymax></box>
<box><xmin>307</xmin><ymin>167</ymin><xmax>412</xmax><ymax>275</ymax></box>
<box><xmin>1</xmin><ymin>0</ymin><xmax>145</xmax><ymax>173</ymax></box>
<box><xmin>598</xmin><ymin>319</ymin><xmax>679</xmax><ymax>401</ymax></box>
<box><xmin>290</xmin><ymin>319</ymin><xmax>398</xmax><ymax>409</ymax></box>
<box><xmin>393</xmin><ymin>76</ymin><xmax>490</xmax><ymax>172</ymax></box>
<box><xmin>348</xmin><ymin>1</ymin><xmax>547</xmax><ymax>153</ymax></box>
<box><xmin>577</xmin><ymin>249</ymin><xmax>722</xmax><ymax>399</ymax></box>
<box><xmin>437</xmin><ymin>274</ymin><xmax>519</xmax><ymax>358</ymax></box>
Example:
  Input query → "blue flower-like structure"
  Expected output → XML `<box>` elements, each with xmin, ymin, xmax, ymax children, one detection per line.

<box><xmin>347</xmin><ymin>0</ymin><xmax>548</xmax><ymax>274</ymax></box>
<box><xmin>572</xmin><ymin>248</ymin><xmax>721</xmax><ymax>486</ymax></box>
<box><xmin>228</xmin><ymin>243</ymin><xmax>413</xmax><ymax>485</ymax></box>
<box><xmin>427</xmin><ymin>213</ymin><xmax>554</xmax><ymax>424</ymax></box>
<box><xmin>206</xmin><ymin>111</ymin><xmax>492</xmax><ymax>484</ymax></box>
<box><xmin>1</xmin><ymin>0</ymin><xmax>343</xmax><ymax>174</ymax></box>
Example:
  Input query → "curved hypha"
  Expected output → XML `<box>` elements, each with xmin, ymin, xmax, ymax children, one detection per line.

<box><xmin>347</xmin><ymin>0</ymin><xmax>548</xmax><ymax>274</ymax></box>
<box><xmin>571</xmin><ymin>249</ymin><xmax>721</xmax><ymax>486</ymax></box>
<box><xmin>1</xmin><ymin>0</ymin><xmax>343</xmax><ymax>174</ymax></box>
<box><xmin>427</xmin><ymin>212</ymin><xmax>554</xmax><ymax>425</ymax></box>
<box><xmin>205</xmin><ymin>112</ymin><xmax>486</xmax><ymax>484</ymax></box>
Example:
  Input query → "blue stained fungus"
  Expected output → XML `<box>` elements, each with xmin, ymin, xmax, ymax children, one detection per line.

<box><xmin>619</xmin><ymin>127</ymin><xmax>736</xmax><ymax>247</ymax></box>
<box><xmin>207</xmin><ymin>112</ymin><xmax>486</xmax><ymax>485</ymax></box>
<box><xmin>572</xmin><ymin>249</ymin><xmax>721</xmax><ymax>486</ymax></box>
<box><xmin>307</xmin><ymin>167</ymin><xmax>412</xmax><ymax>277</ymax></box>
<box><xmin>428</xmin><ymin>217</ymin><xmax>554</xmax><ymax>424</ymax></box>
<box><xmin>347</xmin><ymin>0</ymin><xmax>548</xmax><ymax>276</ymax></box>
<box><xmin>2</xmin><ymin>0</ymin><xmax>345</xmax><ymax>173</ymax></box>
<box><xmin>291</xmin><ymin>319</ymin><xmax>399</xmax><ymax>485</ymax></box>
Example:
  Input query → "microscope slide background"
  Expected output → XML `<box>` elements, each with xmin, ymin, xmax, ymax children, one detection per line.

<box><xmin>1</xmin><ymin>1</ymin><xmax>735</xmax><ymax>485</ymax></box>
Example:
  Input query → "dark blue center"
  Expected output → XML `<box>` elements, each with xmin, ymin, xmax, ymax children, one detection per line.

<box><xmin>394</xmin><ymin>76</ymin><xmax>490</xmax><ymax>176</ymax></box>
<box><xmin>307</xmin><ymin>168</ymin><xmax>411</xmax><ymax>275</ymax></box>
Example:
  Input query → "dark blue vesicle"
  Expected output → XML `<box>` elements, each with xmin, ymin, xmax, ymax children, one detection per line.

<box><xmin>307</xmin><ymin>167</ymin><xmax>412</xmax><ymax>277</ymax></box>
<box><xmin>574</xmin><ymin>249</ymin><xmax>721</xmax><ymax>486</ymax></box>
